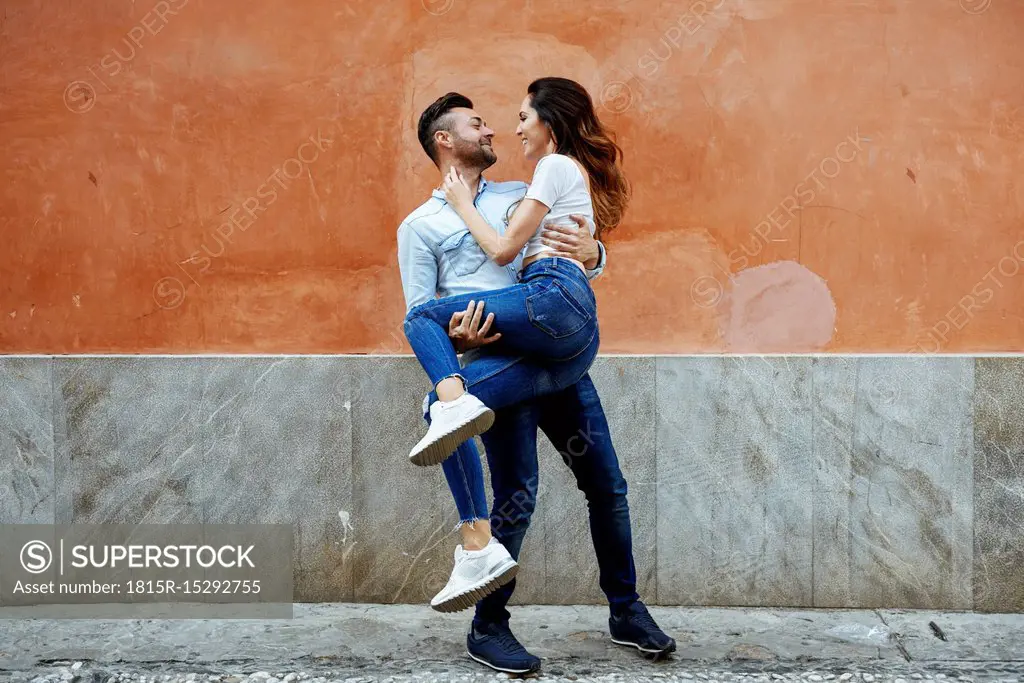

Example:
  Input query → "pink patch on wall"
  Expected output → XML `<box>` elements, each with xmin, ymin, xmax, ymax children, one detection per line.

<box><xmin>720</xmin><ymin>261</ymin><xmax>836</xmax><ymax>352</ymax></box>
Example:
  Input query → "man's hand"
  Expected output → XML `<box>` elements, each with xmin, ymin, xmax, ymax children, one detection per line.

<box><xmin>541</xmin><ymin>214</ymin><xmax>600</xmax><ymax>269</ymax></box>
<box><xmin>448</xmin><ymin>300</ymin><xmax>501</xmax><ymax>353</ymax></box>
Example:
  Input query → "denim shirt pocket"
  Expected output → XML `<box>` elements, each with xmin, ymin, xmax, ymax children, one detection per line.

<box><xmin>440</xmin><ymin>230</ymin><xmax>488</xmax><ymax>277</ymax></box>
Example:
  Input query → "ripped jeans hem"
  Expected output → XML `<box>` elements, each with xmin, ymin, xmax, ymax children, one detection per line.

<box><xmin>453</xmin><ymin>517</ymin><xmax>488</xmax><ymax>533</ymax></box>
<box><xmin>435</xmin><ymin>372</ymin><xmax>467</xmax><ymax>393</ymax></box>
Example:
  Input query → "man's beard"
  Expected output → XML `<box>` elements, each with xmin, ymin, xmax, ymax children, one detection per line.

<box><xmin>454</xmin><ymin>137</ymin><xmax>497</xmax><ymax>171</ymax></box>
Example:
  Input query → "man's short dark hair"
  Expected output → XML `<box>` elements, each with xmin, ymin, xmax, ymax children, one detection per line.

<box><xmin>417</xmin><ymin>92</ymin><xmax>473</xmax><ymax>165</ymax></box>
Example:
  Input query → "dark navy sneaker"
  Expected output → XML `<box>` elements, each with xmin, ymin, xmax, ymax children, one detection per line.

<box><xmin>466</xmin><ymin>620</ymin><xmax>542</xmax><ymax>674</ymax></box>
<box><xmin>609</xmin><ymin>601</ymin><xmax>677</xmax><ymax>659</ymax></box>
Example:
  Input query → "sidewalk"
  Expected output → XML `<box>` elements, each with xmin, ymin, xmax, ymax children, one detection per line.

<box><xmin>1</xmin><ymin>604</ymin><xmax>1021</xmax><ymax>683</ymax></box>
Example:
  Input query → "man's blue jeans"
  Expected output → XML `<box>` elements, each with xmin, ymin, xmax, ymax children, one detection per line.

<box><xmin>432</xmin><ymin>367</ymin><xmax>640</xmax><ymax>620</ymax></box>
<box><xmin>404</xmin><ymin>258</ymin><xmax>599</xmax><ymax>410</ymax></box>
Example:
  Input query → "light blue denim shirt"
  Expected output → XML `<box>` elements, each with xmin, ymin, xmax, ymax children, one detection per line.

<box><xmin>397</xmin><ymin>176</ymin><xmax>607</xmax><ymax>312</ymax></box>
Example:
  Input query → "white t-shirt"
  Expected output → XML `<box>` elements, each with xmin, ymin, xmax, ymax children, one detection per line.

<box><xmin>522</xmin><ymin>153</ymin><xmax>594</xmax><ymax>260</ymax></box>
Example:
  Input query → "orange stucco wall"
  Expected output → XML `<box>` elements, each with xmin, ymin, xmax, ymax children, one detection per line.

<box><xmin>2</xmin><ymin>0</ymin><xmax>1022</xmax><ymax>353</ymax></box>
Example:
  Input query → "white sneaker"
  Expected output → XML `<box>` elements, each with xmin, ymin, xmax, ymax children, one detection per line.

<box><xmin>409</xmin><ymin>393</ymin><xmax>494</xmax><ymax>466</ymax></box>
<box><xmin>430</xmin><ymin>538</ymin><xmax>519</xmax><ymax>613</ymax></box>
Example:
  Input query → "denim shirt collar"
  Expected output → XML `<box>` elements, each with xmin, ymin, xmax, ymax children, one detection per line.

<box><xmin>430</xmin><ymin>176</ymin><xmax>489</xmax><ymax>202</ymax></box>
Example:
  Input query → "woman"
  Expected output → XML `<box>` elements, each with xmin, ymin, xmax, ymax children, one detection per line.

<box><xmin>403</xmin><ymin>77</ymin><xmax>630</xmax><ymax>611</ymax></box>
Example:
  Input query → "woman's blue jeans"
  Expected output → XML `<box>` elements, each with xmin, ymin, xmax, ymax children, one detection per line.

<box><xmin>404</xmin><ymin>257</ymin><xmax>600</xmax><ymax>525</ymax></box>
<box><xmin>403</xmin><ymin>257</ymin><xmax>600</xmax><ymax>411</ymax></box>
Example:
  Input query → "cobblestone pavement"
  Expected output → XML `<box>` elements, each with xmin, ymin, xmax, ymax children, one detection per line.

<box><xmin>1</xmin><ymin>605</ymin><xmax>1021</xmax><ymax>683</ymax></box>
<box><xmin>11</xmin><ymin>665</ymin><xmax>1024</xmax><ymax>683</ymax></box>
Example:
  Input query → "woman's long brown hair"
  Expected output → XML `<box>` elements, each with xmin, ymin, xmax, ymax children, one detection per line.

<box><xmin>527</xmin><ymin>77</ymin><xmax>630</xmax><ymax>240</ymax></box>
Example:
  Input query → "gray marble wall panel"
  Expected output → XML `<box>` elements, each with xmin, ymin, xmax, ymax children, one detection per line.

<box><xmin>5</xmin><ymin>355</ymin><xmax>1021</xmax><ymax>609</ymax></box>
<box><xmin>809</xmin><ymin>357</ymin><xmax>858</xmax><ymax>607</ymax></box>
<box><xmin>51</xmin><ymin>358</ymin><xmax>354</xmax><ymax>602</ymax></box>
<box><xmin>811</xmin><ymin>360</ymin><xmax>970</xmax><ymax>606</ymax></box>
<box><xmin>0</xmin><ymin>358</ymin><xmax>54</xmax><ymax>524</ymax></box>
<box><xmin>814</xmin><ymin>357</ymin><xmax>973</xmax><ymax>609</ymax></box>
<box><xmin>973</xmin><ymin>358</ymin><xmax>1024</xmax><ymax>613</ymax></box>
<box><xmin>348</xmin><ymin>356</ymin><xmax>463</xmax><ymax>605</ymax></box>
<box><xmin>656</xmin><ymin>357</ymin><xmax>814</xmax><ymax>606</ymax></box>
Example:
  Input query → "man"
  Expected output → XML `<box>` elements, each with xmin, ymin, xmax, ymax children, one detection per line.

<box><xmin>396</xmin><ymin>92</ymin><xmax>675</xmax><ymax>675</ymax></box>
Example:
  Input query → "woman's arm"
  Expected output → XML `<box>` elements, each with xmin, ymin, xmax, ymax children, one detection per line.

<box><xmin>442</xmin><ymin>168</ymin><xmax>548</xmax><ymax>266</ymax></box>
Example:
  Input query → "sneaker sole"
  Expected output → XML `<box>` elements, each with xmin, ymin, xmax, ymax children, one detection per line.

<box><xmin>610</xmin><ymin>636</ymin><xmax>677</xmax><ymax>657</ymax></box>
<box><xmin>410</xmin><ymin>407</ymin><xmax>495</xmax><ymax>467</ymax></box>
<box><xmin>430</xmin><ymin>559</ymin><xmax>518</xmax><ymax>613</ymax></box>
<box><xmin>466</xmin><ymin>649</ymin><xmax>541</xmax><ymax>675</ymax></box>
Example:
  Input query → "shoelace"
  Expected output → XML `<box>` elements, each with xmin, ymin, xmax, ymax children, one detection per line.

<box><xmin>493</xmin><ymin>627</ymin><xmax>525</xmax><ymax>654</ymax></box>
<box><xmin>630</xmin><ymin>607</ymin><xmax>660</xmax><ymax>633</ymax></box>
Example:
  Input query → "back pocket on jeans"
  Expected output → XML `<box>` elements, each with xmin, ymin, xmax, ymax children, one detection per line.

<box><xmin>526</xmin><ymin>281</ymin><xmax>592</xmax><ymax>339</ymax></box>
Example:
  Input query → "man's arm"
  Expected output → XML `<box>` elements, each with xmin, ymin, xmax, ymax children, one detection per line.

<box><xmin>397</xmin><ymin>221</ymin><xmax>501</xmax><ymax>354</ymax></box>
<box><xmin>586</xmin><ymin>240</ymin><xmax>607</xmax><ymax>280</ymax></box>
<box><xmin>396</xmin><ymin>221</ymin><xmax>438</xmax><ymax>312</ymax></box>
<box><xmin>540</xmin><ymin>215</ymin><xmax>608</xmax><ymax>280</ymax></box>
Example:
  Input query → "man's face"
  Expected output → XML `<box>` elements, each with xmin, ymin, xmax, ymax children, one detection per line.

<box><xmin>445</xmin><ymin>107</ymin><xmax>497</xmax><ymax>170</ymax></box>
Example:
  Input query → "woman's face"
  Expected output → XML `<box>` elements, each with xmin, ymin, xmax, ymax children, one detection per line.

<box><xmin>516</xmin><ymin>94</ymin><xmax>554</xmax><ymax>163</ymax></box>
